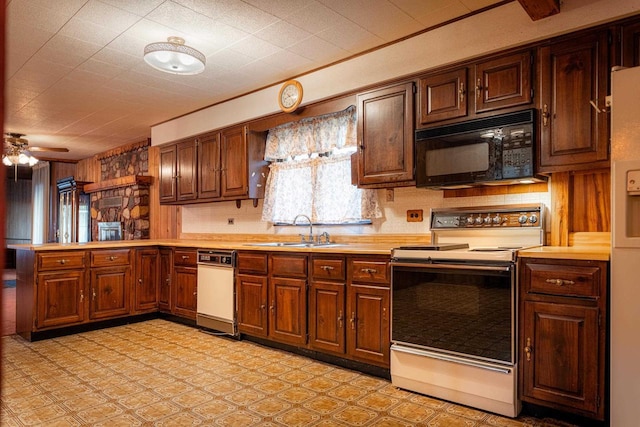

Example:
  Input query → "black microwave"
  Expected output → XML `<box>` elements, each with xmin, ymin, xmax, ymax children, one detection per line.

<box><xmin>415</xmin><ymin>109</ymin><xmax>546</xmax><ymax>189</ymax></box>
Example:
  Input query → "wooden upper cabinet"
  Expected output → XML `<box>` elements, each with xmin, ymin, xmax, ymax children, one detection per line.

<box><xmin>418</xmin><ymin>50</ymin><xmax>533</xmax><ymax>126</ymax></box>
<box><xmin>159</xmin><ymin>145</ymin><xmax>177</xmax><ymax>203</ymax></box>
<box><xmin>622</xmin><ymin>19</ymin><xmax>640</xmax><ymax>67</ymax></box>
<box><xmin>198</xmin><ymin>132</ymin><xmax>221</xmax><ymax>200</ymax></box>
<box><xmin>419</xmin><ymin>67</ymin><xmax>468</xmax><ymax>125</ymax></box>
<box><xmin>474</xmin><ymin>51</ymin><xmax>532</xmax><ymax>113</ymax></box>
<box><xmin>221</xmin><ymin>125</ymin><xmax>249</xmax><ymax>199</ymax></box>
<box><xmin>160</xmin><ymin>127</ymin><xmax>267</xmax><ymax>205</ymax></box>
<box><xmin>356</xmin><ymin>81</ymin><xmax>415</xmax><ymax>187</ymax></box>
<box><xmin>176</xmin><ymin>140</ymin><xmax>198</xmax><ymax>201</ymax></box>
<box><xmin>537</xmin><ymin>30</ymin><xmax>610</xmax><ymax>172</ymax></box>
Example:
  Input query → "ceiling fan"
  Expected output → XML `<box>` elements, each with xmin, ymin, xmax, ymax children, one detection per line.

<box><xmin>3</xmin><ymin>132</ymin><xmax>69</xmax><ymax>167</ymax></box>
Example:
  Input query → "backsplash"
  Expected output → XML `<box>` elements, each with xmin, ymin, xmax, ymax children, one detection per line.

<box><xmin>181</xmin><ymin>185</ymin><xmax>552</xmax><ymax>238</ymax></box>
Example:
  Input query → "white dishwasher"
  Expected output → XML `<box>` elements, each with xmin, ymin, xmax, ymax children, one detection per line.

<box><xmin>196</xmin><ymin>249</ymin><xmax>237</xmax><ymax>336</ymax></box>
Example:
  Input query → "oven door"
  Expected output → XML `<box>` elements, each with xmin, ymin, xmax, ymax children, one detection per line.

<box><xmin>391</xmin><ymin>261</ymin><xmax>515</xmax><ymax>365</ymax></box>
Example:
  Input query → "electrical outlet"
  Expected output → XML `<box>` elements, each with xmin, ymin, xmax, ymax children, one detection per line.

<box><xmin>406</xmin><ymin>209</ymin><xmax>423</xmax><ymax>222</ymax></box>
<box><xmin>227</xmin><ymin>218</ymin><xmax>235</xmax><ymax>225</ymax></box>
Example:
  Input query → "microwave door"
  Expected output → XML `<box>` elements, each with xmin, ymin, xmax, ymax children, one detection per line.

<box><xmin>418</xmin><ymin>136</ymin><xmax>497</xmax><ymax>187</ymax></box>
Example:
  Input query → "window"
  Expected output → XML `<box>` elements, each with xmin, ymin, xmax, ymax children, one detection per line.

<box><xmin>261</xmin><ymin>106</ymin><xmax>381</xmax><ymax>224</ymax></box>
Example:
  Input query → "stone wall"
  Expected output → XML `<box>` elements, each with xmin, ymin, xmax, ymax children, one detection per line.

<box><xmin>90</xmin><ymin>140</ymin><xmax>151</xmax><ymax>240</ymax></box>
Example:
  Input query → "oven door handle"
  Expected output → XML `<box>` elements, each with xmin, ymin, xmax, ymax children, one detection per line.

<box><xmin>391</xmin><ymin>344</ymin><xmax>513</xmax><ymax>374</ymax></box>
<box><xmin>391</xmin><ymin>262</ymin><xmax>511</xmax><ymax>272</ymax></box>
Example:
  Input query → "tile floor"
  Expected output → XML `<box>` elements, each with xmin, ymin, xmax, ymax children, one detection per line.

<box><xmin>0</xmin><ymin>319</ymin><xmax>580</xmax><ymax>426</ymax></box>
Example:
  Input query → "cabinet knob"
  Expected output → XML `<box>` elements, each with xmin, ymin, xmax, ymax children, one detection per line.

<box><xmin>524</xmin><ymin>337</ymin><xmax>533</xmax><ymax>362</ymax></box>
<box><xmin>542</xmin><ymin>104</ymin><xmax>550</xmax><ymax>127</ymax></box>
<box><xmin>350</xmin><ymin>312</ymin><xmax>356</xmax><ymax>330</ymax></box>
<box><xmin>138</xmin><ymin>278</ymin><xmax>143</xmax><ymax>285</ymax></box>
<box><xmin>260</xmin><ymin>304</ymin><xmax>266</xmax><ymax>311</ymax></box>
<box><xmin>108</xmin><ymin>256</ymin><xmax>117</xmax><ymax>261</ymax></box>
<box><xmin>459</xmin><ymin>82</ymin><xmax>465</xmax><ymax>103</ymax></box>
<box><xmin>475</xmin><ymin>78</ymin><xmax>482</xmax><ymax>99</ymax></box>
<box><xmin>361</xmin><ymin>268</ymin><xmax>377</xmax><ymax>274</ymax></box>
<box><xmin>338</xmin><ymin>310</ymin><xmax>343</xmax><ymax>328</ymax></box>
<box><xmin>545</xmin><ymin>278</ymin><xmax>575</xmax><ymax>286</ymax></box>
<box><xmin>80</xmin><ymin>290</ymin><xmax>84</xmax><ymax>302</ymax></box>
<box><xmin>92</xmin><ymin>289</ymin><xmax>96</xmax><ymax>301</ymax></box>
<box><xmin>58</xmin><ymin>259</ymin><xmax>67</xmax><ymax>265</ymax></box>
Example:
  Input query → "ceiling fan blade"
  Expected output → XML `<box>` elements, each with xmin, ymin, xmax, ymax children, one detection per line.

<box><xmin>27</xmin><ymin>146</ymin><xmax>70</xmax><ymax>153</ymax></box>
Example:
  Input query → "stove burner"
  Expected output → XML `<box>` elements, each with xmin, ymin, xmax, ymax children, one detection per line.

<box><xmin>397</xmin><ymin>243</ymin><xmax>469</xmax><ymax>251</ymax></box>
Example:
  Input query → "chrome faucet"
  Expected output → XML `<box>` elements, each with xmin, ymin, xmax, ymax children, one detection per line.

<box><xmin>293</xmin><ymin>214</ymin><xmax>313</xmax><ymax>243</ymax></box>
<box><xmin>317</xmin><ymin>231</ymin><xmax>331</xmax><ymax>245</ymax></box>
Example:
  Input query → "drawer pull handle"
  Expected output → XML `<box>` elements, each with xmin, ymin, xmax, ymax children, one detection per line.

<box><xmin>545</xmin><ymin>278</ymin><xmax>575</xmax><ymax>286</ymax></box>
<box><xmin>92</xmin><ymin>289</ymin><xmax>96</xmax><ymax>301</ymax></box>
<box><xmin>182</xmin><ymin>256</ymin><xmax>189</xmax><ymax>260</ymax></box>
<box><xmin>320</xmin><ymin>265</ymin><xmax>335</xmax><ymax>271</ymax></box>
<box><xmin>138</xmin><ymin>279</ymin><xmax>143</xmax><ymax>285</ymax></box>
<box><xmin>475</xmin><ymin>78</ymin><xmax>482</xmax><ymax>99</ymax></box>
<box><xmin>108</xmin><ymin>256</ymin><xmax>118</xmax><ymax>261</ymax></box>
<box><xmin>80</xmin><ymin>290</ymin><xmax>84</xmax><ymax>302</ymax></box>
<box><xmin>58</xmin><ymin>259</ymin><xmax>68</xmax><ymax>265</ymax></box>
<box><xmin>459</xmin><ymin>82</ymin><xmax>465</xmax><ymax>103</ymax></box>
<box><xmin>542</xmin><ymin>104</ymin><xmax>550</xmax><ymax>127</ymax></box>
<box><xmin>361</xmin><ymin>268</ymin><xmax>377</xmax><ymax>274</ymax></box>
<box><xmin>350</xmin><ymin>312</ymin><xmax>356</xmax><ymax>330</ymax></box>
<box><xmin>524</xmin><ymin>337</ymin><xmax>532</xmax><ymax>362</ymax></box>
<box><xmin>338</xmin><ymin>310</ymin><xmax>343</xmax><ymax>328</ymax></box>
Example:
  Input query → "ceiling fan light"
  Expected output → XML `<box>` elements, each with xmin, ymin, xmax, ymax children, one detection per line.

<box><xmin>18</xmin><ymin>153</ymin><xmax>30</xmax><ymax>164</ymax></box>
<box><xmin>29</xmin><ymin>156</ymin><xmax>39</xmax><ymax>166</ymax></box>
<box><xmin>2</xmin><ymin>155</ymin><xmax>12</xmax><ymax>166</ymax></box>
<box><xmin>144</xmin><ymin>36</ymin><xmax>205</xmax><ymax>75</ymax></box>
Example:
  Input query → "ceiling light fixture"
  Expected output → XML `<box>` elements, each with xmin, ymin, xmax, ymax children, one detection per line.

<box><xmin>143</xmin><ymin>36</ymin><xmax>206</xmax><ymax>75</ymax></box>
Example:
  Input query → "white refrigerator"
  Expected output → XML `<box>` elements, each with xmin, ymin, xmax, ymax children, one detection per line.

<box><xmin>611</xmin><ymin>65</ymin><xmax>640</xmax><ymax>426</ymax></box>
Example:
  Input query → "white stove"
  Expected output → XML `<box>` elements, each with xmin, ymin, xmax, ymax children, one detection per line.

<box><xmin>390</xmin><ymin>204</ymin><xmax>545</xmax><ymax>418</ymax></box>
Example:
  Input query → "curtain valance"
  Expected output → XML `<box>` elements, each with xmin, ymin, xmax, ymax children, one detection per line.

<box><xmin>264</xmin><ymin>105</ymin><xmax>357</xmax><ymax>161</ymax></box>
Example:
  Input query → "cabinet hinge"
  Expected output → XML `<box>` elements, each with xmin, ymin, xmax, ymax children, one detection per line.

<box><xmin>530</xmin><ymin>88</ymin><xmax>534</xmax><ymax>99</ymax></box>
<box><xmin>412</xmin><ymin>83</ymin><xmax>417</xmax><ymax>94</ymax></box>
<box><xmin>598</xmin><ymin>314</ymin><xmax>602</xmax><ymax>327</ymax></box>
<box><xmin>597</xmin><ymin>394</ymin><xmax>601</xmax><ymax>409</ymax></box>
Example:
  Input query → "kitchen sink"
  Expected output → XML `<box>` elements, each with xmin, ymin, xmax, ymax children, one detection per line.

<box><xmin>245</xmin><ymin>242</ymin><xmax>344</xmax><ymax>248</ymax></box>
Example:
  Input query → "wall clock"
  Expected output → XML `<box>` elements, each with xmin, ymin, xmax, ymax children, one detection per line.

<box><xmin>278</xmin><ymin>80</ymin><xmax>303</xmax><ymax>113</ymax></box>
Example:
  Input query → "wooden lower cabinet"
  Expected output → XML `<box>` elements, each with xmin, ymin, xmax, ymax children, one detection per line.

<box><xmin>237</xmin><ymin>273</ymin><xmax>268</xmax><ymax>337</ymax></box>
<box><xmin>173</xmin><ymin>266</ymin><xmax>197</xmax><ymax>319</ymax></box>
<box><xmin>519</xmin><ymin>257</ymin><xmax>607</xmax><ymax>421</ymax></box>
<box><xmin>134</xmin><ymin>248</ymin><xmax>159</xmax><ymax>312</ymax></box>
<box><xmin>346</xmin><ymin>283</ymin><xmax>390</xmax><ymax>367</ymax></box>
<box><xmin>173</xmin><ymin>248</ymin><xmax>198</xmax><ymax>320</ymax></box>
<box><xmin>236</xmin><ymin>251</ymin><xmax>390</xmax><ymax>368</ymax></box>
<box><xmin>36</xmin><ymin>270</ymin><xmax>86</xmax><ymax>328</ymax></box>
<box><xmin>89</xmin><ymin>266</ymin><xmax>131</xmax><ymax>320</ymax></box>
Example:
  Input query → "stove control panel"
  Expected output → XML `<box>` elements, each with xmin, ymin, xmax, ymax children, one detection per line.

<box><xmin>431</xmin><ymin>205</ymin><xmax>543</xmax><ymax>229</ymax></box>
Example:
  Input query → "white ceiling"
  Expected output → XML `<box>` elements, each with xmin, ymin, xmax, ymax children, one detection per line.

<box><xmin>5</xmin><ymin>0</ymin><xmax>506</xmax><ymax>161</ymax></box>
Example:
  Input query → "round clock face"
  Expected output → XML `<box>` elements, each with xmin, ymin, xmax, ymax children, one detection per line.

<box><xmin>279</xmin><ymin>80</ymin><xmax>303</xmax><ymax>112</ymax></box>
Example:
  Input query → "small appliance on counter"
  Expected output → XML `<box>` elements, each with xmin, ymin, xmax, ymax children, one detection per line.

<box><xmin>97</xmin><ymin>222</ymin><xmax>123</xmax><ymax>241</ymax></box>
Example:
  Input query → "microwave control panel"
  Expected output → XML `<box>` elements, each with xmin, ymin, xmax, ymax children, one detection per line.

<box><xmin>501</xmin><ymin>127</ymin><xmax>533</xmax><ymax>178</ymax></box>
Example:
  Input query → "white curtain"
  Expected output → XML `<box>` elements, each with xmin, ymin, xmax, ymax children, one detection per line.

<box><xmin>261</xmin><ymin>107</ymin><xmax>381</xmax><ymax>224</ymax></box>
<box><xmin>31</xmin><ymin>162</ymin><xmax>50</xmax><ymax>244</ymax></box>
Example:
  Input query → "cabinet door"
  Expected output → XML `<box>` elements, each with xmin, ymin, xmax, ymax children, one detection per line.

<box><xmin>522</xmin><ymin>301</ymin><xmax>600</xmax><ymax>416</ymax></box>
<box><xmin>90</xmin><ymin>266</ymin><xmax>131</xmax><ymax>320</ymax></box>
<box><xmin>174</xmin><ymin>266</ymin><xmax>197</xmax><ymax>319</ymax></box>
<box><xmin>309</xmin><ymin>281</ymin><xmax>345</xmax><ymax>355</ymax></box>
<box><xmin>36</xmin><ymin>270</ymin><xmax>86</xmax><ymax>328</ymax></box>
<box><xmin>269</xmin><ymin>277</ymin><xmax>307</xmax><ymax>345</ymax></box>
<box><xmin>418</xmin><ymin>67</ymin><xmax>467</xmax><ymax>125</ymax></box>
<box><xmin>176</xmin><ymin>140</ymin><xmax>198</xmax><ymax>202</ymax></box>
<box><xmin>159</xmin><ymin>248</ymin><xmax>172</xmax><ymax>312</ymax></box>
<box><xmin>236</xmin><ymin>273</ymin><xmax>268</xmax><ymax>337</ymax></box>
<box><xmin>474</xmin><ymin>51</ymin><xmax>532</xmax><ymax>113</ymax></box>
<box><xmin>221</xmin><ymin>125</ymin><xmax>248</xmax><ymax>199</ymax></box>
<box><xmin>347</xmin><ymin>284</ymin><xmax>390</xmax><ymax>367</ymax></box>
<box><xmin>538</xmin><ymin>31</ymin><xmax>610</xmax><ymax>172</ymax></box>
<box><xmin>622</xmin><ymin>20</ymin><xmax>640</xmax><ymax>67</ymax></box>
<box><xmin>135</xmin><ymin>248</ymin><xmax>159</xmax><ymax>312</ymax></box>
<box><xmin>159</xmin><ymin>145</ymin><xmax>177</xmax><ymax>203</ymax></box>
<box><xmin>198</xmin><ymin>133</ymin><xmax>222</xmax><ymax>200</ymax></box>
<box><xmin>357</xmin><ymin>82</ymin><xmax>414</xmax><ymax>186</ymax></box>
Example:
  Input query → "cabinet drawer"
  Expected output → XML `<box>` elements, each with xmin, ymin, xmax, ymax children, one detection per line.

<box><xmin>311</xmin><ymin>256</ymin><xmax>345</xmax><ymax>281</ymax></box>
<box><xmin>37</xmin><ymin>251</ymin><xmax>86</xmax><ymax>271</ymax></box>
<box><xmin>174</xmin><ymin>249</ymin><xmax>197</xmax><ymax>267</ymax></box>
<box><xmin>237</xmin><ymin>252</ymin><xmax>268</xmax><ymax>274</ymax></box>
<box><xmin>270</xmin><ymin>254</ymin><xmax>308</xmax><ymax>278</ymax></box>
<box><xmin>524</xmin><ymin>262</ymin><xmax>601</xmax><ymax>298</ymax></box>
<box><xmin>350</xmin><ymin>259</ymin><xmax>390</xmax><ymax>285</ymax></box>
<box><xmin>90</xmin><ymin>249</ymin><xmax>131</xmax><ymax>267</ymax></box>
